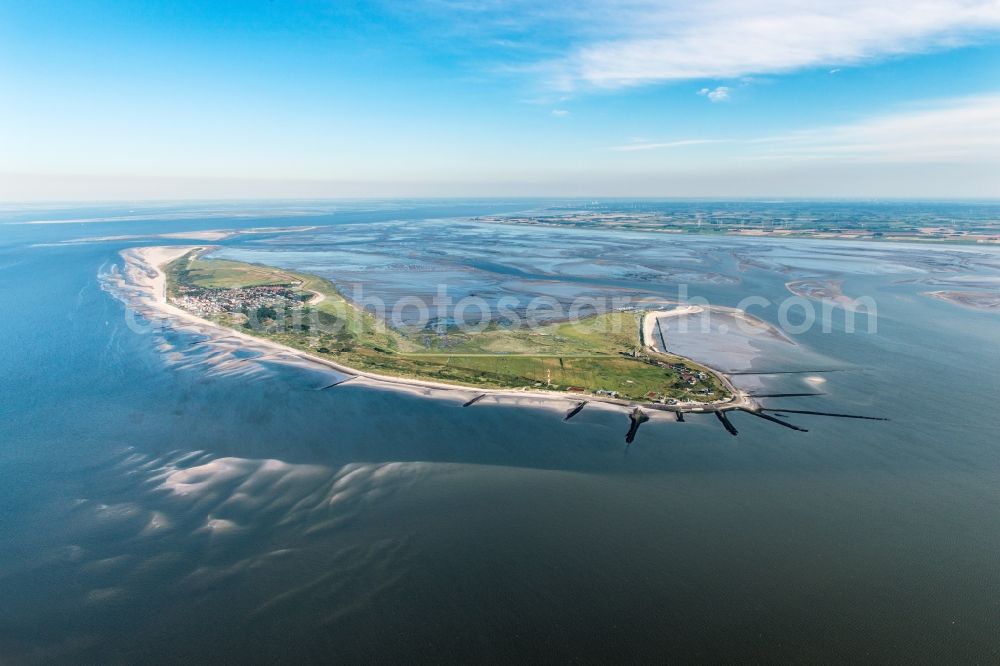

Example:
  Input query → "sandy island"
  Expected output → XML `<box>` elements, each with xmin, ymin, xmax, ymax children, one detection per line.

<box><xmin>923</xmin><ymin>290</ymin><xmax>1000</xmax><ymax>311</ymax></box>
<box><xmin>106</xmin><ymin>245</ymin><xmax>753</xmax><ymax>415</ymax></box>
<box><xmin>786</xmin><ymin>279</ymin><xmax>869</xmax><ymax>312</ymax></box>
<box><xmin>50</xmin><ymin>225</ymin><xmax>319</xmax><ymax>247</ymax></box>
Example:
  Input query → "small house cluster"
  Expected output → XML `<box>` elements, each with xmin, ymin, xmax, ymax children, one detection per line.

<box><xmin>172</xmin><ymin>285</ymin><xmax>303</xmax><ymax>317</ymax></box>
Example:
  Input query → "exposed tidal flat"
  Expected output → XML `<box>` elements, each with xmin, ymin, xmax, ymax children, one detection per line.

<box><xmin>2</xmin><ymin>201</ymin><xmax>1000</xmax><ymax>663</ymax></box>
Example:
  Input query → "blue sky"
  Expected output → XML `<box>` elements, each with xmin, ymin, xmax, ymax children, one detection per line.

<box><xmin>2</xmin><ymin>0</ymin><xmax>1000</xmax><ymax>199</ymax></box>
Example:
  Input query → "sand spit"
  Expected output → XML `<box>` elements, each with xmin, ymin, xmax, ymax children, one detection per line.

<box><xmin>51</xmin><ymin>225</ymin><xmax>318</xmax><ymax>246</ymax></box>
<box><xmin>640</xmin><ymin>306</ymin><xmax>703</xmax><ymax>350</ymax></box>
<box><xmin>643</xmin><ymin>303</ymin><xmax>793</xmax><ymax>347</ymax></box>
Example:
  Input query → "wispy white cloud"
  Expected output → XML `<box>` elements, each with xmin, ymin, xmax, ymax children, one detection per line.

<box><xmin>551</xmin><ymin>108</ymin><xmax>570</xmax><ymax>116</ymax></box>
<box><xmin>611</xmin><ymin>93</ymin><xmax>1000</xmax><ymax>162</ymax></box>
<box><xmin>517</xmin><ymin>1</ymin><xmax>1000</xmax><ymax>90</ymax></box>
<box><xmin>767</xmin><ymin>93</ymin><xmax>1000</xmax><ymax>162</ymax></box>
<box><xmin>698</xmin><ymin>86</ymin><xmax>731</xmax><ymax>102</ymax></box>
<box><xmin>382</xmin><ymin>2</ymin><xmax>1000</xmax><ymax>91</ymax></box>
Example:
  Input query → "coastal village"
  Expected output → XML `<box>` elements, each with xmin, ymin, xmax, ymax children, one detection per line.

<box><xmin>171</xmin><ymin>283</ymin><xmax>306</xmax><ymax>318</ymax></box>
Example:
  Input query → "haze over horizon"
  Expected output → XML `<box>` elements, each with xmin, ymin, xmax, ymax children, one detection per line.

<box><xmin>3</xmin><ymin>0</ymin><xmax>1000</xmax><ymax>201</ymax></box>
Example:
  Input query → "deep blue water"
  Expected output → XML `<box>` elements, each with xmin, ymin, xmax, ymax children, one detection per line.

<box><xmin>1</xmin><ymin>200</ymin><xmax>999</xmax><ymax>663</ymax></box>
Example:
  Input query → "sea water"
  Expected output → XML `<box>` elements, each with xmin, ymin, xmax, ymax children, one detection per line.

<box><xmin>1</xmin><ymin>201</ymin><xmax>999</xmax><ymax>662</ymax></box>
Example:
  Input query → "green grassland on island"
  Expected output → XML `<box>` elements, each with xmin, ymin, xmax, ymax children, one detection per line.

<box><xmin>165</xmin><ymin>251</ymin><xmax>729</xmax><ymax>403</ymax></box>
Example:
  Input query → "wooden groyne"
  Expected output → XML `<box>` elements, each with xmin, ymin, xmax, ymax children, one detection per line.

<box><xmin>740</xmin><ymin>408</ymin><xmax>809</xmax><ymax>432</ymax></box>
<box><xmin>728</xmin><ymin>369</ymin><xmax>845</xmax><ymax>376</ymax></box>
<box><xmin>625</xmin><ymin>407</ymin><xmax>649</xmax><ymax>444</ymax></box>
<box><xmin>319</xmin><ymin>376</ymin><xmax>357</xmax><ymax>390</ymax></box>
<box><xmin>463</xmin><ymin>393</ymin><xmax>487</xmax><ymax>407</ymax></box>
<box><xmin>564</xmin><ymin>401</ymin><xmax>587</xmax><ymax>421</ymax></box>
<box><xmin>715</xmin><ymin>410</ymin><xmax>739</xmax><ymax>436</ymax></box>
<box><xmin>759</xmin><ymin>408</ymin><xmax>888</xmax><ymax>421</ymax></box>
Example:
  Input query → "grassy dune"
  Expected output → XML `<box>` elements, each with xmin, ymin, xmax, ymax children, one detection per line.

<box><xmin>165</xmin><ymin>252</ymin><xmax>728</xmax><ymax>402</ymax></box>
<box><xmin>176</xmin><ymin>258</ymin><xmax>301</xmax><ymax>289</ymax></box>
